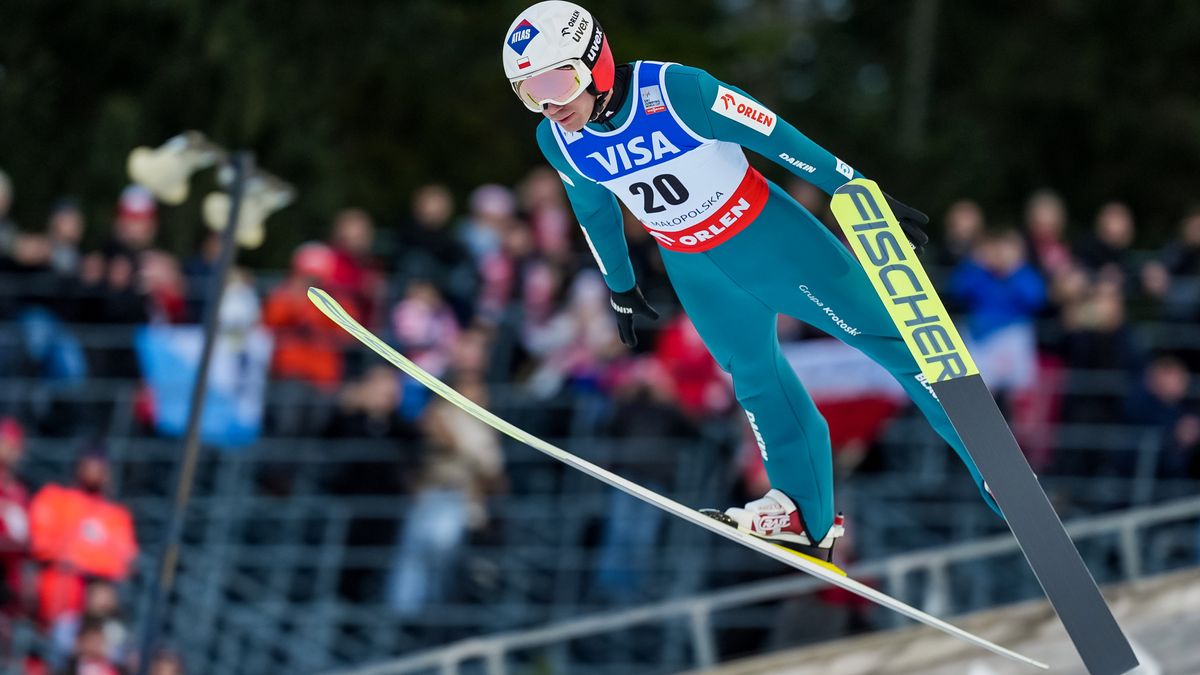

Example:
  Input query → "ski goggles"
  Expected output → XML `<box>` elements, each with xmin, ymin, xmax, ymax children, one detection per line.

<box><xmin>511</xmin><ymin>61</ymin><xmax>591</xmax><ymax>112</ymax></box>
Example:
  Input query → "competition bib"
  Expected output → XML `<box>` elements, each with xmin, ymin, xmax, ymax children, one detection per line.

<box><xmin>552</xmin><ymin>61</ymin><xmax>767</xmax><ymax>252</ymax></box>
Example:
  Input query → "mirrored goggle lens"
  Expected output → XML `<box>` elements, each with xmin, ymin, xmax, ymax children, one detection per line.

<box><xmin>517</xmin><ymin>67</ymin><xmax>584</xmax><ymax>107</ymax></box>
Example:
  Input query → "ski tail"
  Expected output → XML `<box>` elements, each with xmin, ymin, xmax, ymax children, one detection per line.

<box><xmin>830</xmin><ymin>179</ymin><xmax>1137</xmax><ymax>675</ymax></box>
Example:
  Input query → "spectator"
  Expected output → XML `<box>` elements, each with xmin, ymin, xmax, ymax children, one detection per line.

<box><xmin>218</xmin><ymin>269</ymin><xmax>262</xmax><ymax>336</ymax></box>
<box><xmin>0</xmin><ymin>173</ymin><xmax>55</xmax><ymax>311</ymax></box>
<box><xmin>147</xmin><ymin>651</ymin><xmax>184</xmax><ymax>675</ymax></box>
<box><xmin>13</xmin><ymin>304</ymin><xmax>88</xmax><ymax>388</ymax></box>
<box><xmin>476</xmin><ymin>217</ymin><xmax>535</xmax><ymax>323</ymax></box>
<box><xmin>388</xmin><ymin>373</ymin><xmax>505</xmax><ymax>614</ymax></box>
<box><xmin>390</xmin><ymin>279</ymin><xmax>460</xmax><ymax>378</ymax></box>
<box><xmin>141</xmin><ymin>250</ymin><xmax>187</xmax><ymax>324</ymax></box>
<box><xmin>518</xmin><ymin>167</ymin><xmax>573</xmax><ymax>264</ymax></box>
<box><xmin>104</xmin><ymin>185</ymin><xmax>158</xmax><ymax>260</ymax></box>
<box><xmin>1142</xmin><ymin>208</ymin><xmax>1200</xmax><ymax>323</ymax></box>
<box><xmin>1075</xmin><ymin>201</ymin><xmax>1137</xmax><ymax>284</ymax></box>
<box><xmin>950</xmin><ymin>229</ymin><xmax>1046</xmax><ymax>395</ymax></box>
<box><xmin>936</xmin><ymin>199</ymin><xmax>985</xmax><ymax>271</ymax></box>
<box><xmin>75</xmin><ymin>246</ymin><xmax>148</xmax><ymax>381</ymax></box>
<box><xmin>84</xmin><ymin>185</ymin><xmax>157</xmax><ymax>331</ymax></box>
<box><xmin>0</xmin><ymin>168</ymin><xmax>27</xmax><ymax>315</ymax></box>
<box><xmin>520</xmin><ymin>258</ymin><xmax>566</xmax><ymax>329</ymax></box>
<box><xmin>59</xmin><ymin>617</ymin><xmax>119</xmax><ymax>675</ymax></box>
<box><xmin>397</xmin><ymin>184</ymin><xmax>478</xmax><ymax>324</ymax></box>
<box><xmin>263</xmin><ymin>242</ymin><xmax>354</xmax><ymax>393</ymax></box>
<box><xmin>50</xmin><ymin>580</ymin><xmax>128</xmax><ymax>671</ymax></box>
<box><xmin>1055</xmin><ymin>276</ymin><xmax>1143</xmax><ymax>447</ymax></box>
<box><xmin>326</xmin><ymin>365</ymin><xmax>420</xmax><ymax>440</ymax></box>
<box><xmin>522</xmin><ymin>270</ymin><xmax>622</xmax><ymax>399</ymax></box>
<box><xmin>29</xmin><ymin>447</ymin><xmax>137</xmax><ymax>665</ymax></box>
<box><xmin>459</xmin><ymin>184</ymin><xmax>517</xmax><ymax>264</ymax></box>
<box><xmin>99</xmin><ymin>250</ymin><xmax>149</xmax><ymax>325</ymax></box>
<box><xmin>327</xmin><ymin>208</ymin><xmax>385</xmax><ymax>328</ymax></box>
<box><xmin>0</xmin><ymin>169</ymin><xmax>15</xmax><ymax>249</ymax></box>
<box><xmin>1126</xmin><ymin>356</ymin><xmax>1200</xmax><ymax>480</ymax></box>
<box><xmin>46</xmin><ymin>199</ymin><xmax>85</xmax><ymax>279</ymax></box>
<box><xmin>1024</xmin><ymin>189</ymin><xmax>1073</xmax><ymax>278</ymax></box>
<box><xmin>1058</xmin><ymin>276</ymin><xmax>1140</xmax><ymax>372</ymax></box>
<box><xmin>0</xmin><ymin>418</ymin><xmax>29</xmax><ymax>645</ymax></box>
<box><xmin>419</xmin><ymin>373</ymin><xmax>505</xmax><ymax>529</ymax></box>
<box><xmin>652</xmin><ymin>314</ymin><xmax>733</xmax><ymax>418</ymax></box>
<box><xmin>74</xmin><ymin>252</ymin><xmax>109</xmax><ymax>324</ymax></box>
<box><xmin>595</xmin><ymin>359</ymin><xmax>697</xmax><ymax>600</ymax></box>
<box><xmin>448</xmin><ymin>325</ymin><xmax>495</xmax><ymax>387</ymax></box>
<box><xmin>181</xmin><ymin>232</ymin><xmax>221</xmax><ymax>322</ymax></box>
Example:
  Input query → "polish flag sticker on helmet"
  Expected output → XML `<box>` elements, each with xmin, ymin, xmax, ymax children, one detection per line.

<box><xmin>508</xmin><ymin>19</ymin><xmax>539</xmax><ymax>55</ymax></box>
<box><xmin>640</xmin><ymin>85</ymin><xmax>666</xmax><ymax>114</ymax></box>
<box><xmin>517</xmin><ymin>57</ymin><xmax>531</xmax><ymax>70</ymax></box>
<box><xmin>711</xmin><ymin>86</ymin><xmax>775</xmax><ymax>136</ymax></box>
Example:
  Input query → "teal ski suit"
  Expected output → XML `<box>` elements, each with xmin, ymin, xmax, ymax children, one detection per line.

<box><xmin>535</xmin><ymin>60</ymin><xmax>998</xmax><ymax>541</ymax></box>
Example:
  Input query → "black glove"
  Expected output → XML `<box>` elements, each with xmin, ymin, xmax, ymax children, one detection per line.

<box><xmin>610</xmin><ymin>285</ymin><xmax>660</xmax><ymax>348</ymax></box>
<box><xmin>884</xmin><ymin>193</ymin><xmax>930</xmax><ymax>255</ymax></box>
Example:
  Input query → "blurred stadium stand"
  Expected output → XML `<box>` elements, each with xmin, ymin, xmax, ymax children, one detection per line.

<box><xmin>3</xmin><ymin>298</ymin><xmax>1200</xmax><ymax>673</ymax></box>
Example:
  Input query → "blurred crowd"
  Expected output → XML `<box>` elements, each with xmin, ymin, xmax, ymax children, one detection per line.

<box><xmin>931</xmin><ymin>190</ymin><xmax>1200</xmax><ymax>479</ymax></box>
<box><xmin>3</xmin><ymin>162</ymin><xmax>1200</xmax><ymax>668</ymax></box>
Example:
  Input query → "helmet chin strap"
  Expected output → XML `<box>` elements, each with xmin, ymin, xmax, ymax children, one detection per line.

<box><xmin>588</xmin><ymin>90</ymin><xmax>612</xmax><ymax>123</ymax></box>
<box><xmin>588</xmin><ymin>63</ymin><xmax>631</xmax><ymax>123</ymax></box>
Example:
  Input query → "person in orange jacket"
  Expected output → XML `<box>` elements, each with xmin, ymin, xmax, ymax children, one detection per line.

<box><xmin>28</xmin><ymin>447</ymin><xmax>137</xmax><ymax>627</ymax></box>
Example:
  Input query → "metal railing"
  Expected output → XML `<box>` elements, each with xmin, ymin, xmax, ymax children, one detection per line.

<box><xmin>324</xmin><ymin>494</ymin><xmax>1200</xmax><ymax>675</ymax></box>
<box><xmin>5</xmin><ymin>355</ymin><xmax>1200</xmax><ymax>673</ymax></box>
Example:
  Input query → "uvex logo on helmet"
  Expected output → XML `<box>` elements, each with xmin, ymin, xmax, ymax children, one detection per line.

<box><xmin>586</xmin><ymin>25</ymin><xmax>604</xmax><ymax>62</ymax></box>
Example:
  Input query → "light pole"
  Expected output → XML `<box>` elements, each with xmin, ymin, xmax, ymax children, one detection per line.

<box><xmin>126</xmin><ymin>133</ymin><xmax>294</xmax><ymax>673</ymax></box>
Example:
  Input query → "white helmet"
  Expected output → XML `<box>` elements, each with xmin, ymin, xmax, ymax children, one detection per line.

<box><xmin>502</xmin><ymin>1</ymin><xmax>615</xmax><ymax>113</ymax></box>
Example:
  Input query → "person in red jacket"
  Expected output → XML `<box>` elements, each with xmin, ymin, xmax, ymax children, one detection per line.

<box><xmin>263</xmin><ymin>242</ymin><xmax>359</xmax><ymax>392</ymax></box>
<box><xmin>0</xmin><ymin>418</ymin><xmax>30</xmax><ymax>653</ymax></box>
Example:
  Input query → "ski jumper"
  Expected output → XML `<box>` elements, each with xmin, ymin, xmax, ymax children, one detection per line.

<box><xmin>536</xmin><ymin>61</ymin><xmax>1000</xmax><ymax>541</ymax></box>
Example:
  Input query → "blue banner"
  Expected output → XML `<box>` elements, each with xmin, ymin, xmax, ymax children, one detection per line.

<box><xmin>136</xmin><ymin>325</ymin><xmax>273</xmax><ymax>449</ymax></box>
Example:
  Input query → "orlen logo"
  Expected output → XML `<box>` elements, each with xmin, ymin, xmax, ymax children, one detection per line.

<box><xmin>560</xmin><ymin>10</ymin><xmax>588</xmax><ymax>42</ymax></box>
<box><xmin>561</xmin><ymin>10</ymin><xmax>580</xmax><ymax>35</ymax></box>
<box><xmin>585</xmin><ymin>131</ymin><xmax>681</xmax><ymax>175</ymax></box>
<box><xmin>711</xmin><ymin>85</ymin><xmax>775</xmax><ymax>136</ymax></box>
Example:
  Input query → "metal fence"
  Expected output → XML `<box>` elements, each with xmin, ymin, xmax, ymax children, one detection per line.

<box><xmin>5</xmin><ymin>420</ymin><xmax>1198</xmax><ymax>674</ymax></box>
<box><xmin>324</xmin><ymin>495</ymin><xmax>1200</xmax><ymax>675</ymax></box>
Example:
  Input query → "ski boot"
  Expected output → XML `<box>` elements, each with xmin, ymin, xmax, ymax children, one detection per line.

<box><xmin>701</xmin><ymin>488</ymin><xmax>845</xmax><ymax>562</ymax></box>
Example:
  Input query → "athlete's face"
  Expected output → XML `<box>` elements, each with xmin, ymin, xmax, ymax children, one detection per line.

<box><xmin>542</xmin><ymin>90</ymin><xmax>596</xmax><ymax>133</ymax></box>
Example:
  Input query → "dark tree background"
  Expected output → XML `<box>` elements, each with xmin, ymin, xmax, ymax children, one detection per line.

<box><xmin>3</xmin><ymin>0</ymin><xmax>1200</xmax><ymax>264</ymax></box>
